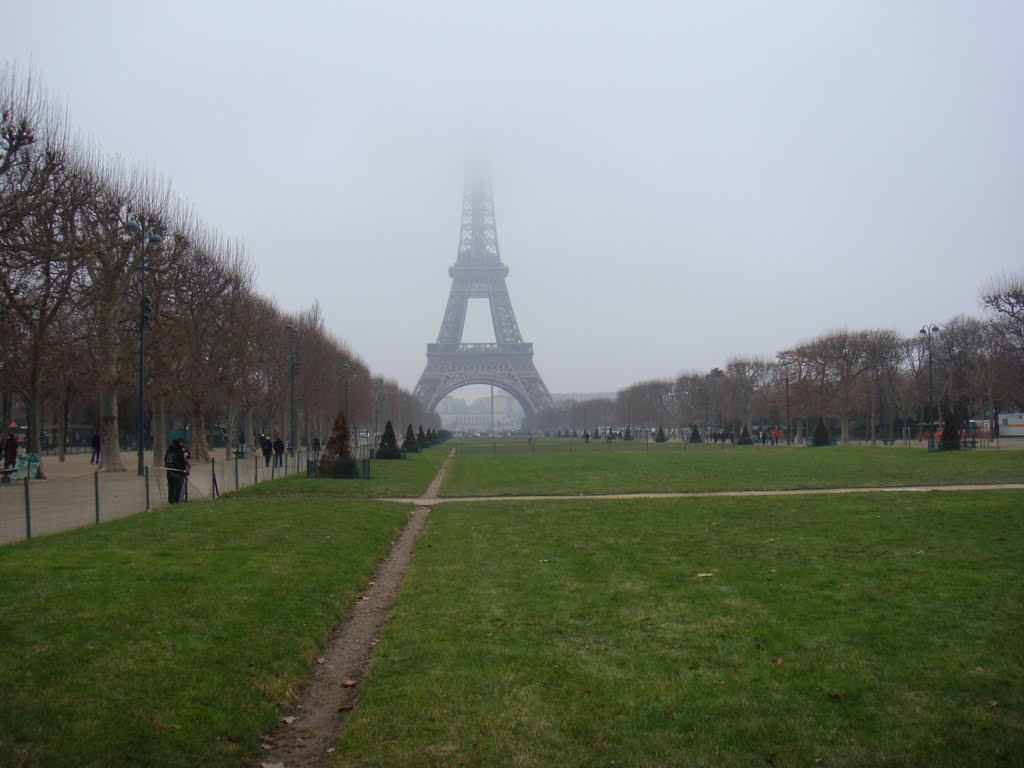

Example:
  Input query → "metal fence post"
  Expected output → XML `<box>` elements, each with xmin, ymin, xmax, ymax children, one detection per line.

<box><xmin>234</xmin><ymin>457</ymin><xmax>239</xmax><ymax>490</ymax></box>
<box><xmin>23</xmin><ymin>476</ymin><xmax>31</xmax><ymax>540</ymax></box>
<box><xmin>254</xmin><ymin>455</ymin><xmax>258</xmax><ymax>486</ymax></box>
<box><xmin>95</xmin><ymin>471</ymin><xmax>100</xmax><ymax>524</ymax></box>
<box><xmin>144</xmin><ymin>466</ymin><xmax>150</xmax><ymax>511</ymax></box>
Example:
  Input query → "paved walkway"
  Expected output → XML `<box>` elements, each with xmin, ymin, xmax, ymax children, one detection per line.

<box><xmin>0</xmin><ymin>449</ymin><xmax>309</xmax><ymax>544</ymax></box>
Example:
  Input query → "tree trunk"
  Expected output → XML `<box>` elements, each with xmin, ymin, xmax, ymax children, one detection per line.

<box><xmin>224</xmin><ymin>396</ymin><xmax>236</xmax><ymax>461</ymax></box>
<box><xmin>59</xmin><ymin>381</ymin><xmax>70</xmax><ymax>462</ymax></box>
<box><xmin>99</xmin><ymin>389</ymin><xmax>125</xmax><ymax>471</ymax></box>
<box><xmin>190</xmin><ymin>400</ymin><xmax>209</xmax><ymax>461</ymax></box>
<box><xmin>244</xmin><ymin>408</ymin><xmax>255</xmax><ymax>449</ymax></box>
<box><xmin>151</xmin><ymin>394</ymin><xmax>167</xmax><ymax>470</ymax></box>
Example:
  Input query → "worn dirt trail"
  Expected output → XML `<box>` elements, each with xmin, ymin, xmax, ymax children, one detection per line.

<box><xmin>251</xmin><ymin>450</ymin><xmax>454</xmax><ymax>768</ymax></box>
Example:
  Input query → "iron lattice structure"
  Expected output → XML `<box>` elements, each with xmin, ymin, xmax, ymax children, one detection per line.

<box><xmin>414</xmin><ymin>182</ymin><xmax>554</xmax><ymax>417</ymax></box>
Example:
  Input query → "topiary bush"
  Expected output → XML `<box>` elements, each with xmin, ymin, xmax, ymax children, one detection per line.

<box><xmin>812</xmin><ymin>416</ymin><xmax>831</xmax><ymax>447</ymax></box>
<box><xmin>376</xmin><ymin>420</ymin><xmax>402</xmax><ymax>460</ymax></box>
<box><xmin>655</xmin><ymin>426</ymin><xmax>667</xmax><ymax>443</ymax></box>
<box><xmin>403</xmin><ymin>424</ymin><xmax>419</xmax><ymax>453</ymax></box>
<box><xmin>318</xmin><ymin>410</ymin><xmax>360</xmax><ymax>478</ymax></box>
<box><xmin>737</xmin><ymin>425</ymin><xmax>753</xmax><ymax>445</ymax></box>
<box><xmin>689</xmin><ymin>424</ymin><xmax>702</xmax><ymax>443</ymax></box>
<box><xmin>939</xmin><ymin>411</ymin><xmax>961</xmax><ymax>451</ymax></box>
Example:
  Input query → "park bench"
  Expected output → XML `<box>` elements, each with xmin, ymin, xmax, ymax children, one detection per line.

<box><xmin>0</xmin><ymin>467</ymin><xmax>16</xmax><ymax>484</ymax></box>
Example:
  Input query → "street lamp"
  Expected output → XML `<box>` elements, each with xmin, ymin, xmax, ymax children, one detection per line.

<box><xmin>780</xmin><ymin>358</ymin><xmax>792</xmax><ymax>445</ymax></box>
<box><xmin>124</xmin><ymin>216</ymin><xmax>162</xmax><ymax>476</ymax></box>
<box><xmin>287</xmin><ymin>324</ymin><xmax>298</xmax><ymax>456</ymax></box>
<box><xmin>919</xmin><ymin>324</ymin><xmax>940</xmax><ymax>449</ymax></box>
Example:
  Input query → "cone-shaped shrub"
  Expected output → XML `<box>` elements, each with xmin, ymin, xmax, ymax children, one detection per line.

<box><xmin>940</xmin><ymin>411</ymin><xmax>961</xmax><ymax>451</ymax></box>
<box><xmin>417</xmin><ymin>425</ymin><xmax>426</xmax><ymax>443</ymax></box>
<box><xmin>655</xmin><ymin>426</ymin><xmax>667</xmax><ymax>443</ymax></box>
<box><xmin>812</xmin><ymin>417</ymin><xmax>831</xmax><ymax>447</ymax></box>
<box><xmin>624</xmin><ymin>427</ymin><xmax>633</xmax><ymax>441</ymax></box>
<box><xmin>737</xmin><ymin>425</ymin><xmax>753</xmax><ymax>445</ymax></box>
<box><xmin>403</xmin><ymin>424</ymin><xmax>420</xmax><ymax>453</ymax></box>
<box><xmin>689</xmin><ymin>424</ymin><xmax>702</xmax><ymax>443</ymax></box>
<box><xmin>376</xmin><ymin>420</ymin><xmax>402</xmax><ymax>460</ymax></box>
<box><xmin>319</xmin><ymin>410</ymin><xmax>359</xmax><ymax>478</ymax></box>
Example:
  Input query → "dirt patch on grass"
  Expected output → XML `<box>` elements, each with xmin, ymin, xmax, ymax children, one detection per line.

<box><xmin>250</xmin><ymin>450</ymin><xmax>453</xmax><ymax>768</ymax></box>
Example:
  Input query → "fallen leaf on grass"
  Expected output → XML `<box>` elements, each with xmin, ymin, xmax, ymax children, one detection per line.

<box><xmin>696</xmin><ymin>573</ymin><xmax>715</xmax><ymax>579</ymax></box>
<box><xmin>990</xmin><ymin>700</ymin><xmax>999</xmax><ymax>708</ymax></box>
<box><xmin>539</xmin><ymin>559</ymin><xmax>550</xmax><ymax>563</ymax></box>
<box><xmin>316</xmin><ymin>657</ymin><xmax>326</xmax><ymax>665</ymax></box>
<box><xmin>342</xmin><ymin>679</ymin><xmax>358</xmax><ymax>688</ymax></box>
<box><xmin>772</xmin><ymin>658</ymin><xmax>785</xmax><ymax>665</ymax></box>
<box><xmin>975</xmin><ymin>666</ymin><xmax>986</xmax><ymax>673</ymax></box>
<box><xmin>281</xmin><ymin>716</ymin><xmax>296</xmax><ymax>725</ymax></box>
<box><xmin>260</xmin><ymin>744</ymin><xmax>272</xmax><ymax>751</ymax></box>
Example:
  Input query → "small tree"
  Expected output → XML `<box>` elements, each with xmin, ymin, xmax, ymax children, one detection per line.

<box><xmin>689</xmin><ymin>424</ymin><xmax>702</xmax><ymax>443</ymax></box>
<box><xmin>403</xmin><ymin>423</ymin><xmax>419</xmax><ymax>453</ymax></box>
<box><xmin>319</xmin><ymin>410</ymin><xmax>359</xmax><ymax>478</ymax></box>
<box><xmin>812</xmin><ymin>417</ymin><xmax>831</xmax><ymax>447</ymax></box>
<box><xmin>417</xmin><ymin>425</ymin><xmax>426</xmax><ymax>443</ymax></box>
<box><xmin>655</xmin><ymin>425</ymin><xmax>667</xmax><ymax>442</ymax></box>
<box><xmin>940</xmin><ymin>411</ymin><xmax>961</xmax><ymax>451</ymax></box>
<box><xmin>376</xmin><ymin>419</ymin><xmax>402</xmax><ymax>460</ymax></box>
<box><xmin>737</xmin><ymin>425</ymin><xmax>753</xmax><ymax>445</ymax></box>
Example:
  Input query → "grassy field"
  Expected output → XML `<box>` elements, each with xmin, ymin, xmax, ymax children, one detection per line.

<box><xmin>0</xmin><ymin>487</ymin><xmax>408</xmax><ymax>767</ymax></box>
<box><xmin>441</xmin><ymin>443</ymin><xmax>1024</xmax><ymax>496</ymax></box>
<box><xmin>2</xmin><ymin>441</ymin><xmax>1021</xmax><ymax>767</ymax></box>
<box><xmin>263</xmin><ymin>447</ymin><xmax>448</xmax><ymax>499</ymax></box>
<box><xmin>337</xmin><ymin>491</ymin><xmax>1024</xmax><ymax>767</ymax></box>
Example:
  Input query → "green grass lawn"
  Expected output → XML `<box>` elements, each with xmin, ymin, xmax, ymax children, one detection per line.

<box><xmin>336</xmin><ymin>491</ymin><xmax>1024</xmax><ymax>767</ymax></box>
<box><xmin>441</xmin><ymin>444</ymin><xmax>1024</xmax><ymax>496</ymax></box>
<box><xmin>259</xmin><ymin>446</ymin><xmax>448</xmax><ymax>499</ymax></box>
<box><xmin>0</xmin><ymin>490</ymin><xmax>408</xmax><ymax>767</ymax></box>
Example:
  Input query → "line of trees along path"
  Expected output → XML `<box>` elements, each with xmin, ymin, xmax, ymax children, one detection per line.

<box><xmin>1</xmin><ymin>64</ymin><xmax>436</xmax><ymax>475</ymax></box>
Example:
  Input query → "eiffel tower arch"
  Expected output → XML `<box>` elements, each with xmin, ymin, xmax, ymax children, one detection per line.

<box><xmin>414</xmin><ymin>181</ymin><xmax>554</xmax><ymax>417</ymax></box>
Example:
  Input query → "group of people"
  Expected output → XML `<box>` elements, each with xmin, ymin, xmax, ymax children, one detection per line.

<box><xmin>257</xmin><ymin>435</ymin><xmax>286</xmax><ymax>467</ymax></box>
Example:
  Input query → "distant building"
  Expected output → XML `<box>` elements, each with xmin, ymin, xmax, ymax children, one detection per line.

<box><xmin>439</xmin><ymin>391</ymin><xmax>525</xmax><ymax>432</ymax></box>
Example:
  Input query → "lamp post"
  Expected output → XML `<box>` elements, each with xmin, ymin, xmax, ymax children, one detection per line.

<box><xmin>124</xmin><ymin>217</ymin><xmax>162</xmax><ymax>476</ymax></box>
<box><xmin>919</xmin><ymin>324</ymin><xmax>939</xmax><ymax>450</ymax></box>
<box><xmin>780</xmin><ymin>358</ymin><xmax>792</xmax><ymax>445</ymax></box>
<box><xmin>287</xmin><ymin>324</ymin><xmax>298</xmax><ymax>456</ymax></box>
<box><xmin>341</xmin><ymin>361</ymin><xmax>351</xmax><ymax>418</ymax></box>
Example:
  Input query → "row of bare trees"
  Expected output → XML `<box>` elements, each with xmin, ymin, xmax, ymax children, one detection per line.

<box><xmin>1</xmin><ymin>64</ymin><xmax>436</xmax><ymax>474</ymax></box>
<box><xmin>528</xmin><ymin>278</ymin><xmax>1024</xmax><ymax>442</ymax></box>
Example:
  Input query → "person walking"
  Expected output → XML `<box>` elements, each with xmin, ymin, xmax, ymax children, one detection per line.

<box><xmin>4</xmin><ymin>432</ymin><xmax>18</xmax><ymax>470</ymax></box>
<box><xmin>272</xmin><ymin>435</ymin><xmax>285</xmax><ymax>467</ymax></box>
<box><xmin>90</xmin><ymin>431</ymin><xmax>101</xmax><ymax>464</ymax></box>
<box><xmin>261</xmin><ymin>436</ymin><xmax>273</xmax><ymax>468</ymax></box>
<box><xmin>163</xmin><ymin>438</ymin><xmax>191</xmax><ymax>504</ymax></box>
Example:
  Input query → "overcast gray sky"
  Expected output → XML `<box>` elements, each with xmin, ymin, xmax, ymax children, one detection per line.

<box><xmin>3</xmin><ymin>1</ymin><xmax>1022</xmax><ymax>394</ymax></box>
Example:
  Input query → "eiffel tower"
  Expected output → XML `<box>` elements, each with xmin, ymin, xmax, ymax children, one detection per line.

<box><xmin>414</xmin><ymin>181</ymin><xmax>554</xmax><ymax>417</ymax></box>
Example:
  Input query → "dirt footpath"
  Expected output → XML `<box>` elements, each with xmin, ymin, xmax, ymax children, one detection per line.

<box><xmin>250</xmin><ymin>450</ymin><xmax>453</xmax><ymax>768</ymax></box>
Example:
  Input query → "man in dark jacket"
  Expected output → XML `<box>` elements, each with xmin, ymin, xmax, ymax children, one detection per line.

<box><xmin>272</xmin><ymin>435</ymin><xmax>285</xmax><ymax>467</ymax></box>
<box><xmin>164</xmin><ymin>438</ymin><xmax>191</xmax><ymax>504</ymax></box>
<box><xmin>4</xmin><ymin>433</ymin><xmax>17</xmax><ymax>470</ymax></box>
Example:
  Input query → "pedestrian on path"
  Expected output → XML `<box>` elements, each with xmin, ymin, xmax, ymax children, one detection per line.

<box><xmin>273</xmin><ymin>435</ymin><xmax>285</xmax><ymax>467</ymax></box>
<box><xmin>4</xmin><ymin>432</ymin><xmax>17</xmax><ymax>469</ymax></box>
<box><xmin>164</xmin><ymin>438</ymin><xmax>191</xmax><ymax>504</ymax></box>
<box><xmin>90</xmin><ymin>432</ymin><xmax>101</xmax><ymax>464</ymax></box>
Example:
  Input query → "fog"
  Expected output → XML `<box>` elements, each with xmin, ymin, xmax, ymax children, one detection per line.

<box><xmin>3</xmin><ymin>1</ymin><xmax>1021</xmax><ymax>394</ymax></box>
